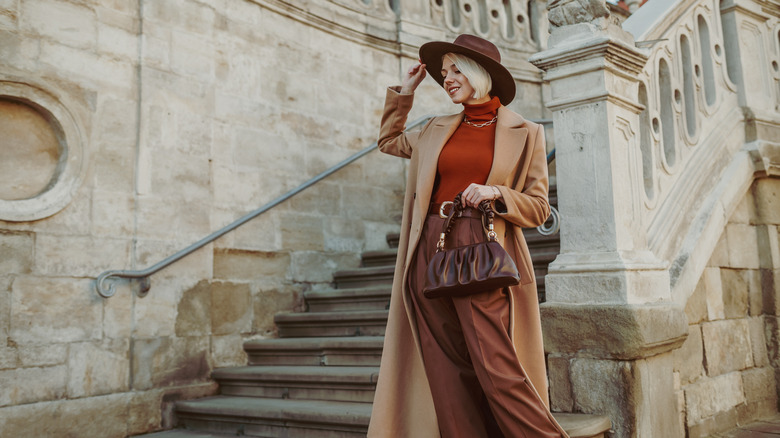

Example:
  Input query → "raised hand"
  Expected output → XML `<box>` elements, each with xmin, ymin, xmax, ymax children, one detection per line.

<box><xmin>400</xmin><ymin>62</ymin><xmax>427</xmax><ymax>95</ymax></box>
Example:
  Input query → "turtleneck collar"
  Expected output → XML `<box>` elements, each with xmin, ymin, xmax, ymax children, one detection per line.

<box><xmin>463</xmin><ymin>96</ymin><xmax>501</xmax><ymax>120</ymax></box>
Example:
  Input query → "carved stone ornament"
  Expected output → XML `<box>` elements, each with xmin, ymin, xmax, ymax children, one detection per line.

<box><xmin>547</xmin><ymin>0</ymin><xmax>610</xmax><ymax>28</ymax></box>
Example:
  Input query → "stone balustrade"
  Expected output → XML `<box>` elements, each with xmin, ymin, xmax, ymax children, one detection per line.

<box><xmin>531</xmin><ymin>0</ymin><xmax>779</xmax><ymax>436</ymax></box>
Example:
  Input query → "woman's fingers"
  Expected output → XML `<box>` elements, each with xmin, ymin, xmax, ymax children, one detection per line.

<box><xmin>400</xmin><ymin>63</ymin><xmax>426</xmax><ymax>94</ymax></box>
<box><xmin>461</xmin><ymin>184</ymin><xmax>493</xmax><ymax>207</ymax></box>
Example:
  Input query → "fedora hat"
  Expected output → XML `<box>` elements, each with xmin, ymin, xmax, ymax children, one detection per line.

<box><xmin>419</xmin><ymin>34</ymin><xmax>516</xmax><ymax>105</ymax></box>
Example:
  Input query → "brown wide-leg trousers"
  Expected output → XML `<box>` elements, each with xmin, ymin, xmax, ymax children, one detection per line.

<box><xmin>407</xmin><ymin>209</ymin><xmax>568</xmax><ymax>438</ymax></box>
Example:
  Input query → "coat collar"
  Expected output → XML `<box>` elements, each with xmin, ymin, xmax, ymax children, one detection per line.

<box><xmin>414</xmin><ymin>106</ymin><xmax>529</xmax><ymax>219</ymax></box>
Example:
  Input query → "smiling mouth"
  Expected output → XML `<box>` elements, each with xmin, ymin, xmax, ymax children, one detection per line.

<box><xmin>448</xmin><ymin>86</ymin><xmax>460</xmax><ymax>95</ymax></box>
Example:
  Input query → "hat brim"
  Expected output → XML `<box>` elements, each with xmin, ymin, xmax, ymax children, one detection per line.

<box><xmin>419</xmin><ymin>41</ymin><xmax>516</xmax><ymax>106</ymax></box>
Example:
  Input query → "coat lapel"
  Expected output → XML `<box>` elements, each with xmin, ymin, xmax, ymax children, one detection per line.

<box><xmin>486</xmin><ymin>106</ymin><xmax>528</xmax><ymax>185</ymax></box>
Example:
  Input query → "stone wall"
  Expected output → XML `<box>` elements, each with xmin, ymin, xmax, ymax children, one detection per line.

<box><xmin>0</xmin><ymin>0</ymin><xmax>547</xmax><ymax>435</ymax></box>
<box><xmin>675</xmin><ymin>177</ymin><xmax>780</xmax><ymax>437</ymax></box>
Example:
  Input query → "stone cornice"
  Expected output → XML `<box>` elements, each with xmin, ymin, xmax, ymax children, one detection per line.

<box><xmin>540</xmin><ymin>303</ymin><xmax>688</xmax><ymax>360</ymax></box>
<box><xmin>530</xmin><ymin>34</ymin><xmax>647</xmax><ymax>77</ymax></box>
<box><xmin>249</xmin><ymin>0</ymin><xmax>401</xmax><ymax>55</ymax></box>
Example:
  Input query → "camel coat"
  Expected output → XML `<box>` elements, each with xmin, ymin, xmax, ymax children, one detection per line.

<box><xmin>367</xmin><ymin>87</ymin><xmax>552</xmax><ymax>438</ymax></box>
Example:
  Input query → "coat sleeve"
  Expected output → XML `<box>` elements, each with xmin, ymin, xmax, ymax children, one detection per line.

<box><xmin>378</xmin><ymin>86</ymin><xmax>426</xmax><ymax>159</ymax></box>
<box><xmin>493</xmin><ymin>123</ymin><xmax>551</xmax><ymax>228</ymax></box>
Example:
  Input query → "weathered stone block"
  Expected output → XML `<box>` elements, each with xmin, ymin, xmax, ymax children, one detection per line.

<box><xmin>748</xmin><ymin>316</ymin><xmax>770</xmax><ymax>367</ymax></box>
<box><xmin>755</xmin><ymin>178</ymin><xmax>780</xmax><ymax>225</ymax></box>
<box><xmin>175</xmin><ymin>280</ymin><xmax>211</xmax><ymax>337</ymax></box>
<box><xmin>18</xmin><ymin>343</ymin><xmax>66</xmax><ymax>367</ymax></box>
<box><xmin>0</xmin><ymin>231</ymin><xmax>33</xmax><ymax>274</ymax></box>
<box><xmin>686</xmin><ymin>273</ymin><xmax>708</xmax><ymax>325</ymax></box>
<box><xmin>103</xmin><ymin>285</ymin><xmax>134</xmax><ymax>339</ymax></box>
<box><xmin>92</xmin><ymin>190</ymin><xmax>134</xmax><ymax>237</ymax></box>
<box><xmin>10</xmin><ymin>276</ymin><xmax>101</xmax><ymax>344</ymax></box>
<box><xmin>0</xmin><ymin>344</ymin><xmax>17</xmax><ymax>370</ymax></box>
<box><xmin>720</xmin><ymin>269</ymin><xmax>749</xmax><ymax>318</ymax></box>
<box><xmin>253</xmin><ymin>285</ymin><xmax>303</xmax><ymax>335</ymax></box>
<box><xmin>702</xmin><ymin>267</ymin><xmax>725</xmax><ymax>321</ymax></box>
<box><xmin>726</xmin><ymin>224</ymin><xmax>761</xmax><ymax>269</ymax></box>
<box><xmin>280</xmin><ymin>213</ymin><xmax>325</xmax><ymax>251</ymax></box>
<box><xmin>729</xmin><ymin>192</ymin><xmax>757</xmax><ymax>224</ymax></box>
<box><xmin>702</xmin><ymin>319</ymin><xmax>753</xmax><ymax>376</ymax></box>
<box><xmin>686</xmin><ymin>408</ymin><xmax>738</xmax><ymax>438</ymax></box>
<box><xmin>131</xmin><ymin>335</ymin><xmax>211</xmax><ymax>390</ymax></box>
<box><xmin>95</xmin><ymin>95</ymin><xmax>138</xmax><ymax>146</ymax></box>
<box><xmin>40</xmin><ymin>41</ymin><xmax>134</xmax><ymax>87</ymax></box>
<box><xmin>67</xmin><ymin>339</ymin><xmax>130</xmax><ymax>397</ymax></box>
<box><xmin>127</xmin><ymin>389</ymin><xmax>165</xmax><ymax>435</ymax></box>
<box><xmin>0</xmin><ymin>277</ymin><xmax>10</xmax><ymax>340</ymax></box>
<box><xmin>547</xmin><ymin>354</ymin><xmax>573</xmax><ymax>412</ymax></box>
<box><xmin>0</xmin><ymin>365</ymin><xmax>68</xmax><ymax>407</ymax></box>
<box><xmin>97</xmin><ymin>21</ymin><xmax>138</xmax><ymax>60</ymax></box>
<box><xmin>291</xmin><ymin>251</ymin><xmax>361</xmax><ymax>284</ymax></box>
<box><xmin>96</xmin><ymin>3</ymin><xmax>140</xmax><ymax>31</ymax></box>
<box><xmin>763</xmin><ymin>268</ymin><xmax>780</xmax><ymax>316</ymax></box>
<box><xmin>34</xmin><ymin>235</ymin><xmax>131</xmax><ymax>277</ymax></box>
<box><xmin>674</xmin><ymin>325</ymin><xmax>703</xmax><ymax>385</ymax></box>
<box><xmin>324</xmin><ymin>217</ymin><xmax>367</xmax><ymax>252</ymax></box>
<box><xmin>170</xmin><ymin>30</ymin><xmax>215</xmax><ymax>81</ymax></box>
<box><xmin>213</xmin><ymin>249</ymin><xmax>291</xmax><ymax>282</ymax></box>
<box><xmin>707</xmin><ymin>233</ymin><xmax>729</xmax><ymax>268</ymax></box>
<box><xmin>211</xmin><ymin>281</ymin><xmax>252</xmax><ymax>336</ymax></box>
<box><xmin>746</xmin><ymin>269</ymin><xmax>763</xmax><ymax>316</ymax></box>
<box><xmin>212</xmin><ymin>334</ymin><xmax>248</xmax><ymax>368</ymax></box>
<box><xmin>148</xmin><ymin>149</ymin><xmax>211</xmax><ymax>205</ymax></box>
<box><xmin>540</xmin><ymin>303</ymin><xmax>688</xmax><ymax>360</ymax></box>
<box><xmin>287</xmin><ymin>181</ymin><xmax>342</xmax><ymax>217</ymax></box>
<box><xmin>569</xmin><ymin>359</ymin><xmax>633</xmax><ymax>428</ymax></box>
<box><xmin>21</xmin><ymin>0</ymin><xmax>97</xmax><ymax>50</ymax></box>
<box><xmin>0</xmin><ymin>394</ymin><xmax>132</xmax><ymax>438</ymax></box>
<box><xmin>742</xmin><ymin>367</ymin><xmax>777</xmax><ymax>405</ymax></box>
<box><xmin>33</xmin><ymin>193</ymin><xmax>92</xmax><ymax>236</ymax></box>
<box><xmin>92</xmin><ymin>141</ymin><xmax>136</xmax><ymax>192</ymax></box>
<box><xmin>684</xmin><ymin>371</ymin><xmax>745</xmax><ymax>425</ymax></box>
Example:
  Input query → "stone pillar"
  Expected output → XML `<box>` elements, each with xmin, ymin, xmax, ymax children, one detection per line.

<box><xmin>530</xmin><ymin>3</ymin><xmax>687</xmax><ymax>437</ymax></box>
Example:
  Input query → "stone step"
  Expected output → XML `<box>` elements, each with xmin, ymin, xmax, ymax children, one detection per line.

<box><xmin>174</xmin><ymin>396</ymin><xmax>371</xmax><ymax>438</ymax></box>
<box><xmin>144</xmin><ymin>401</ymin><xmax>609</xmax><ymax>438</ymax></box>
<box><xmin>275</xmin><ymin>310</ymin><xmax>388</xmax><ymax>338</ymax></box>
<box><xmin>360</xmin><ymin>248</ymin><xmax>398</xmax><ymax>267</ymax></box>
<box><xmin>386</xmin><ymin>233</ymin><xmax>400</xmax><ymax>248</ymax></box>
<box><xmin>131</xmin><ymin>430</ymin><xmax>238</xmax><ymax>438</ymax></box>
<box><xmin>332</xmin><ymin>265</ymin><xmax>395</xmax><ymax>289</ymax></box>
<box><xmin>213</xmin><ymin>365</ymin><xmax>379</xmax><ymax>403</ymax></box>
<box><xmin>244</xmin><ymin>336</ymin><xmax>384</xmax><ymax>367</ymax></box>
<box><xmin>555</xmin><ymin>413</ymin><xmax>612</xmax><ymax>438</ymax></box>
<box><xmin>304</xmin><ymin>286</ymin><xmax>391</xmax><ymax>312</ymax></box>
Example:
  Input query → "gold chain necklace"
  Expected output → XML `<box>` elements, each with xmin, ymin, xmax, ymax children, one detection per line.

<box><xmin>463</xmin><ymin>116</ymin><xmax>497</xmax><ymax>128</ymax></box>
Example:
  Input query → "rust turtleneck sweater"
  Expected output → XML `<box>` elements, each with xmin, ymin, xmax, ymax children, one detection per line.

<box><xmin>432</xmin><ymin>96</ymin><xmax>501</xmax><ymax>204</ymax></box>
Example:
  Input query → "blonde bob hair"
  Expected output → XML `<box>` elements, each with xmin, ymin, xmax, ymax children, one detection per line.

<box><xmin>443</xmin><ymin>52</ymin><xmax>493</xmax><ymax>100</ymax></box>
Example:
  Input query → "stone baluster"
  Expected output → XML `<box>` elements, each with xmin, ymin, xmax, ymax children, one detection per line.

<box><xmin>529</xmin><ymin>1</ymin><xmax>687</xmax><ymax>437</ymax></box>
<box><xmin>625</xmin><ymin>0</ymin><xmax>641</xmax><ymax>13</ymax></box>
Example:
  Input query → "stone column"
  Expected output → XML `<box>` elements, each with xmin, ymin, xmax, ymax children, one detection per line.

<box><xmin>530</xmin><ymin>3</ymin><xmax>687</xmax><ymax>437</ymax></box>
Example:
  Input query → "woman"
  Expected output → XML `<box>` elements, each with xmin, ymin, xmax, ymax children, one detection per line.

<box><xmin>367</xmin><ymin>34</ymin><xmax>568</xmax><ymax>438</ymax></box>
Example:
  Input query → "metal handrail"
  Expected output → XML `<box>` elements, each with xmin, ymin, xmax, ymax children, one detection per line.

<box><xmin>95</xmin><ymin>116</ymin><xmax>560</xmax><ymax>298</ymax></box>
<box><xmin>538</xmin><ymin>148</ymin><xmax>560</xmax><ymax>236</ymax></box>
<box><xmin>96</xmin><ymin>116</ymin><xmax>434</xmax><ymax>298</ymax></box>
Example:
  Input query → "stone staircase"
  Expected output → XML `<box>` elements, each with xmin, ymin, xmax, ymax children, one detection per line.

<box><xmin>134</xmin><ymin>188</ymin><xmax>610</xmax><ymax>438</ymax></box>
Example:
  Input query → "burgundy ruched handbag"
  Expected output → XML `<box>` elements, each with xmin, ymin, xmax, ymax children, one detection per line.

<box><xmin>422</xmin><ymin>193</ymin><xmax>521</xmax><ymax>299</ymax></box>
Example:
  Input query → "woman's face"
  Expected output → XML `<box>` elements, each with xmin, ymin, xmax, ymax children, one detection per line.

<box><xmin>441</xmin><ymin>57</ymin><xmax>489</xmax><ymax>105</ymax></box>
